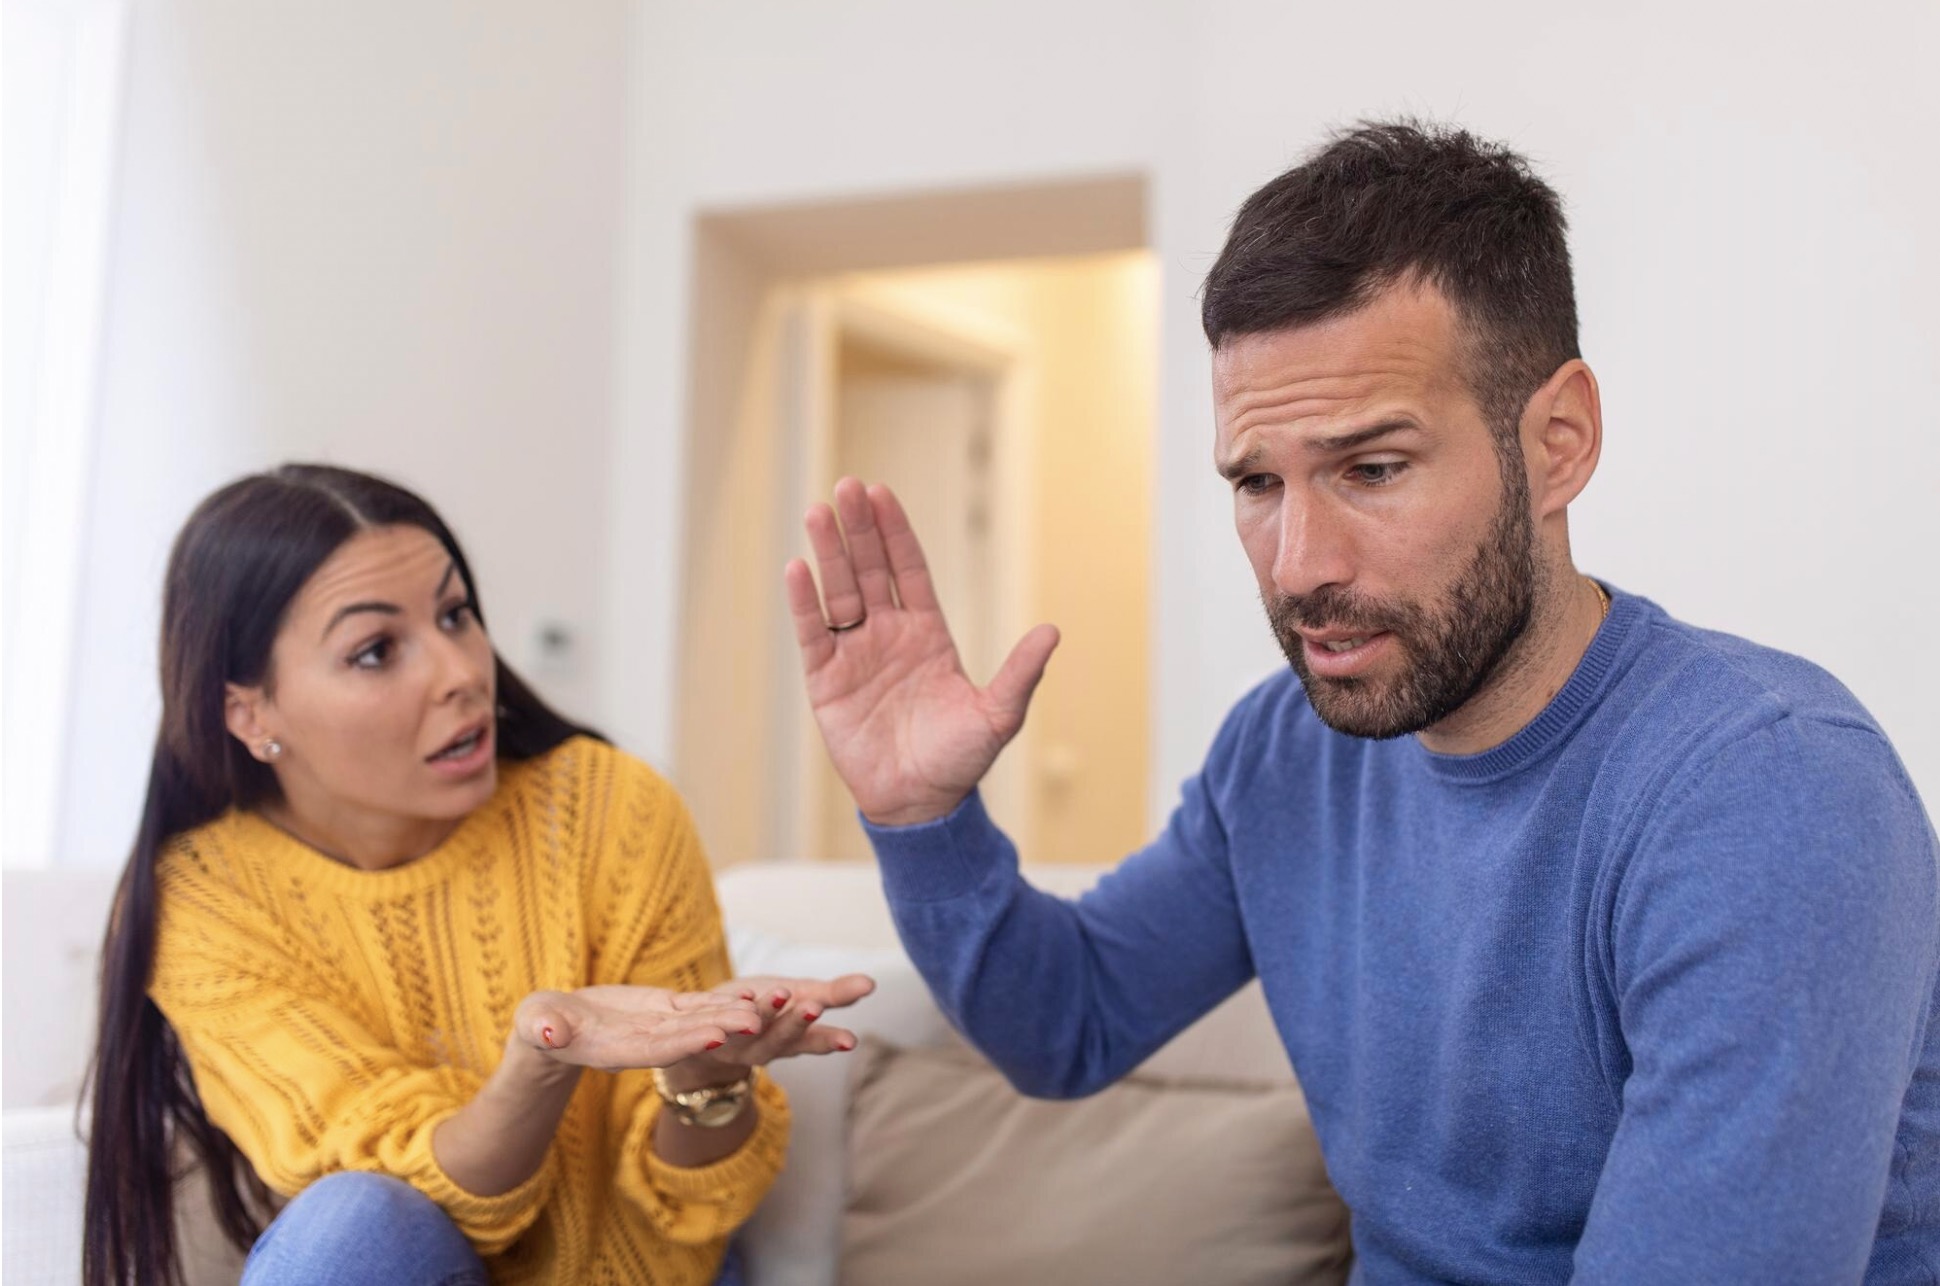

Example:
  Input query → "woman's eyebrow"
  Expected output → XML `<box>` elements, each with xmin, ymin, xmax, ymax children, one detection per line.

<box><xmin>320</xmin><ymin>563</ymin><xmax>459</xmax><ymax>640</ymax></box>
<box><xmin>321</xmin><ymin>601</ymin><xmax>399</xmax><ymax>641</ymax></box>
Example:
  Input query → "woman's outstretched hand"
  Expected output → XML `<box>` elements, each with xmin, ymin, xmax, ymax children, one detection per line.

<box><xmin>785</xmin><ymin>477</ymin><xmax>1059</xmax><ymax>828</ymax></box>
<box><xmin>513</xmin><ymin>973</ymin><xmax>876</xmax><ymax>1077</ymax></box>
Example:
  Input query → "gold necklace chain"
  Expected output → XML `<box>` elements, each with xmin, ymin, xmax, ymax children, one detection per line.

<box><xmin>1587</xmin><ymin>576</ymin><xmax>1610</xmax><ymax>620</ymax></box>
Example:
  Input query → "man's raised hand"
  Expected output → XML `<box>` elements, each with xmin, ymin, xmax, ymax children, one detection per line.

<box><xmin>784</xmin><ymin>477</ymin><xmax>1059</xmax><ymax>828</ymax></box>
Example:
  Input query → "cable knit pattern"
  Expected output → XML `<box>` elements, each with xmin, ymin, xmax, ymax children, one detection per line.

<box><xmin>149</xmin><ymin>736</ymin><xmax>790</xmax><ymax>1284</ymax></box>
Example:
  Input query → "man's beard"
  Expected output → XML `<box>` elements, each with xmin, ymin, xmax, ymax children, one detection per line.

<box><xmin>1266</xmin><ymin>464</ymin><xmax>1542</xmax><ymax>740</ymax></box>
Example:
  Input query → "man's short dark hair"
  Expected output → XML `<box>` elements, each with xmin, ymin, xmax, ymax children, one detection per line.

<box><xmin>1201</xmin><ymin>120</ymin><xmax>1580</xmax><ymax>443</ymax></box>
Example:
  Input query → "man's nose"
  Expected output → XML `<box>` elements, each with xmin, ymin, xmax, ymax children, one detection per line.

<box><xmin>1271</xmin><ymin>492</ymin><xmax>1355</xmax><ymax>599</ymax></box>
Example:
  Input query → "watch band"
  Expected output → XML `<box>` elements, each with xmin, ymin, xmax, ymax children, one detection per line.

<box><xmin>650</xmin><ymin>1065</ymin><xmax>758</xmax><ymax>1128</ymax></box>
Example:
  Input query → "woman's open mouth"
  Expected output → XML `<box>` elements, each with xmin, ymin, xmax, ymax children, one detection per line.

<box><xmin>427</xmin><ymin>721</ymin><xmax>494</xmax><ymax>774</ymax></box>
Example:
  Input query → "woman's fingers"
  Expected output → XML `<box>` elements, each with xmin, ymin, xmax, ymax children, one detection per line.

<box><xmin>728</xmin><ymin>1000</ymin><xmax>859</xmax><ymax>1065</ymax></box>
<box><xmin>728</xmin><ymin>974</ymin><xmax>874</xmax><ymax>1011</ymax></box>
<box><xmin>821</xmin><ymin>973</ymin><xmax>877</xmax><ymax>1007</ymax></box>
<box><xmin>671</xmin><ymin>986</ymin><xmax>753</xmax><ymax>1014</ymax></box>
<box><xmin>835</xmin><ymin>477</ymin><xmax>896</xmax><ymax>611</ymax></box>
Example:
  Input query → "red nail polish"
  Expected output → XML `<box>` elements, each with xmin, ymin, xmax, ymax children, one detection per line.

<box><xmin>742</xmin><ymin>1028</ymin><xmax>758</xmax><ymax>1036</ymax></box>
<box><xmin>706</xmin><ymin>1039</ymin><xmax>725</xmax><ymax>1050</ymax></box>
<box><xmin>772</xmin><ymin>995</ymin><xmax>786</xmax><ymax>1010</ymax></box>
<box><xmin>540</xmin><ymin>1025</ymin><xmax>556</xmax><ymax>1048</ymax></box>
<box><xmin>804</xmin><ymin>1011</ymin><xmax>820</xmax><ymax>1024</ymax></box>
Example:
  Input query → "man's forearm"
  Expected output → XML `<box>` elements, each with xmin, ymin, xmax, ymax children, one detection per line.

<box><xmin>868</xmin><ymin>790</ymin><xmax>1253</xmax><ymax>1099</ymax></box>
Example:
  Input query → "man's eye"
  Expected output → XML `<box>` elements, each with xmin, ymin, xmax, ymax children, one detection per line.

<box><xmin>1237</xmin><ymin>474</ymin><xmax>1279</xmax><ymax>496</ymax></box>
<box><xmin>350</xmin><ymin>638</ymin><xmax>392</xmax><ymax>670</ymax></box>
<box><xmin>1349</xmin><ymin>461</ymin><xmax>1406</xmax><ymax>487</ymax></box>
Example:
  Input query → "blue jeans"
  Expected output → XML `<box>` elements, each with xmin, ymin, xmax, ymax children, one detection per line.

<box><xmin>241</xmin><ymin>1173</ymin><xmax>486</xmax><ymax>1286</ymax></box>
<box><xmin>242</xmin><ymin>1170</ymin><xmax>749</xmax><ymax>1285</ymax></box>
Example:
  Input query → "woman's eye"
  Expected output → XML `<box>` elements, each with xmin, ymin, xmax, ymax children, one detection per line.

<box><xmin>440</xmin><ymin>600</ymin><xmax>478</xmax><ymax>631</ymax></box>
<box><xmin>1349</xmin><ymin>461</ymin><xmax>1406</xmax><ymax>487</ymax></box>
<box><xmin>350</xmin><ymin>638</ymin><xmax>392</xmax><ymax>670</ymax></box>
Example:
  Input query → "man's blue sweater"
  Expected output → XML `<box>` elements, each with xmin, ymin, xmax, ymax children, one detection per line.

<box><xmin>866</xmin><ymin>588</ymin><xmax>1940</xmax><ymax>1284</ymax></box>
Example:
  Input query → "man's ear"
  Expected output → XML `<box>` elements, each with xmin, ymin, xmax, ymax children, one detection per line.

<box><xmin>1521</xmin><ymin>359</ymin><xmax>1603</xmax><ymax>520</ymax></box>
<box><xmin>225</xmin><ymin>683</ymin><xmax>276</xmax><ymax>762</ymax></box>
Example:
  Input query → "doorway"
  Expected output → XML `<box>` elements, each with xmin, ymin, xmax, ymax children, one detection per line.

<box><xmin>675</xmin><ymin>178</ymin><xmax>1155</xmax><ymax>869</ymax></box>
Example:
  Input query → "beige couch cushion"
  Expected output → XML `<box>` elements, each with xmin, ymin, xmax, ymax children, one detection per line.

<box><xmin>839</xmin><ymin>1039</ymin><xmax>1352</xmax><ymax>1286</ymax></box>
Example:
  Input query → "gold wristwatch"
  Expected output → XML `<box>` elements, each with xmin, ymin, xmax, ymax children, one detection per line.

<box><xmin>650</xmin><ymin>1066</ymin><xmax>758</xmax><ymax>1128</ymax></box>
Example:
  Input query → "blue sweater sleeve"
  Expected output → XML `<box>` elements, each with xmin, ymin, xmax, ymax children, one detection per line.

<box><xmin>865</xmin><ymin>729</ymin><xmax>1257</xmax><ymax>1099</ymax></box>
<box><xmin>1573</xmin><ymin>716</ymin><xmax>1940</xmax><ymax>1284</ymax></box>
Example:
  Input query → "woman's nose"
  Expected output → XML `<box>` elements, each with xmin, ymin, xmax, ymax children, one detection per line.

<box><xmin>430</xmin><ymin>632</ymin><xmax>490</xmax><ymax>701</ymax></box>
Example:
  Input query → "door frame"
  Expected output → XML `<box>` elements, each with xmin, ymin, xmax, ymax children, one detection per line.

<box><xmin>773</xmin><ymin>284</ymin><xmax>1036</xmax><ymax>861</ymax></box>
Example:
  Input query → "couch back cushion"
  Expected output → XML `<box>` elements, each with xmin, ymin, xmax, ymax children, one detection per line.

<box><xmin>839</xmin><ymin>1038</ymin><xmax>1353</xmax><ymax>1286</ymax></box>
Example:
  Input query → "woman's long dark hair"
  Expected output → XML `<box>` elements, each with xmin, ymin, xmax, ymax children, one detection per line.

<box><xmin>82</xmin><ymin>464</ymin><xmax>599</xmax><ymax>1285</ymax></box>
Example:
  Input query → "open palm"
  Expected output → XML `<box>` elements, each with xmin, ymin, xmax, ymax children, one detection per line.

<box><xmin>514</xmin><ymin>985</ymin><xmax>760</xmax><ymax>1074</ymax></box>
<box><xmin>785</xmin><ymin>478</ymin><xmax>1060</xmax><ymax>827</ymax></box>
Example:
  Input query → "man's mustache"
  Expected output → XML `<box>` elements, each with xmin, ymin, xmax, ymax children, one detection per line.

<box><xmin>1265</xmin><ymin>588</ymin><xmax>1411</xmax><ymax>636</ymax></box>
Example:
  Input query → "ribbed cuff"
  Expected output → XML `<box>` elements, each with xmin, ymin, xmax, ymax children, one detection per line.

<box><xmin>636</xmin><ymin>1078</ymin><xmax>787</xmax><ymax>1218</ymax></box>
<box><xmin>413</xmin><ymin>1103</ymin><xmax>559</xmax><ymax>1255</ymax></box>
<box><xmin>861</xmin><ymin>790</ymin><xmax>1019</xmax><ymax>904</ymax></box>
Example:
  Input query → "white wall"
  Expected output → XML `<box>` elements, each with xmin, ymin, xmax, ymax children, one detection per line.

<box><xmin>29</xmin><ymin>0</ymin><xmax>1940</xmax><ymax>865</ymax></box>
<box><xmin>51</xmin><ymin>0</ymin><xmax>632</xmax><ymax>866</ymax></box>
<box><xmin>614</xmin><ymin>0</ymin><xmax>1940</xmax><ymax>835</ymax></box>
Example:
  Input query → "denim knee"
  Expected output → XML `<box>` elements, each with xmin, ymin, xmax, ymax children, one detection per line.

<box><xmin>242</xmin><ymin>1171</ymin><xmax>486</xmax><ymax>1286</ymax></box>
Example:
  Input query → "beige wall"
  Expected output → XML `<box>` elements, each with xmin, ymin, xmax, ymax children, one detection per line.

<box><xmin>837</xmin><ymin>253</ymin><xmax>1158</xmax><ymax>863</ymax></box>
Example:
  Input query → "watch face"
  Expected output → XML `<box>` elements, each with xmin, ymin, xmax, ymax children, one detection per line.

<box><xmin>692</xmin><ymin>1094</ymin><xmax>747</xmax><ymax>1128</ymax></box>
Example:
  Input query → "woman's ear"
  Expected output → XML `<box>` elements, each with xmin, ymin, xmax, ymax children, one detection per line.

<box><xmin>224</xmin><ymin>684</ymin><xmax>277</xmax><ymax>762</ymax></box>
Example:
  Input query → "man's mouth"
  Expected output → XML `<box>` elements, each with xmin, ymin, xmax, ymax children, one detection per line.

<box><xmin>1298</xmin><ymin>628</ymin><xmax>1391</xmax><ymax>652</ymax></box>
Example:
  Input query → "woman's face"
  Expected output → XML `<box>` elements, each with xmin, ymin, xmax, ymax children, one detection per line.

<box><xmin>226</xmin><ymin>524</ymin><xmax>499</xmax><ymax>860</ymax></box>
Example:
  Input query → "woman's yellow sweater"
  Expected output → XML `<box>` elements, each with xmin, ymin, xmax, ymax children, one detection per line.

<box><xmin>149</xmin><ymin>736</ymin><xmax>788</xmax><ymax>1285</ymax></box>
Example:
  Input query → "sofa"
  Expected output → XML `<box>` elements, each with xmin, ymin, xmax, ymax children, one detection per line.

<box><xmin>2</xmin><ymin>863</ymin><xmax>1351</xmax><ymax>1285</ymax></box>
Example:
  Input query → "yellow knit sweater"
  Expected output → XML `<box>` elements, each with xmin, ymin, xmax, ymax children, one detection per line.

<box><xmin>149</xmin><ymin>736</ymin><xmax>789</xmax><ymax>1285</ymax></box>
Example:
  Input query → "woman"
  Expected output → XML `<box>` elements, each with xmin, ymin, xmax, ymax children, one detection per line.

<box><xmin>82</xmin><ymin>464</ymin><xmax>871</xmax><ymax>1286</ymax></box>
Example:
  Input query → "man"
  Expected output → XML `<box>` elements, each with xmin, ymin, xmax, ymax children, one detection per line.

<box><xmin>781</xmin><ymin>122</ymin><xmax>1940</xmax><ymax>1283</ymax></box>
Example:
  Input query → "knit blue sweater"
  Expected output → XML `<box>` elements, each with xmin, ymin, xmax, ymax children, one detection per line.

<box><xmin>866</xmin><ymin>588</ymin><xmax>1940</xmax><ymax>1284</ymax></box>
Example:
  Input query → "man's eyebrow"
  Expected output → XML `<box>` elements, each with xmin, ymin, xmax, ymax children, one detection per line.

<box><xmin>1216</xmin><ymin>420</ymin><xmax>1423</xmax><ymax>481</ymax></box>
<box><xmin>321</xmin><ymin>562</ymin><xmax>460</xmax><ymax>641</ymax></box>
<box><xmin>1217</xmin><ymin>446</ymin><xmax>1266</xmax><ymax>482</ymax></box>
<box><xmin>1306</xmin><ymin>419</ymin><xmax>1422</xmax><ymax>453</ymax></box>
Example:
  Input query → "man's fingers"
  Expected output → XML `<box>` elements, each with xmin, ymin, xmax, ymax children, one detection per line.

<box><xmin>986</xmin><ymin>623</ymin><xmax>1061</xmax><ymax>723</ymax></box>
<box><xmin>871</xmin><ymin>484</ymin><xmax>940</xmax><ymax>613</ymax></box>
<box><xmin>806</xmin><ymin>503</ymin><xmax>866</xmax><ymax>630</ymax></box>
<box><xmin>835</xmin><ymin>477</ymin><xmax>896</xmax><ymax>611</ymax></box>
<box><xmin>785</xmin><ymin>559</ymin><xmax>837</xmax><ymax>671</ymax></box>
